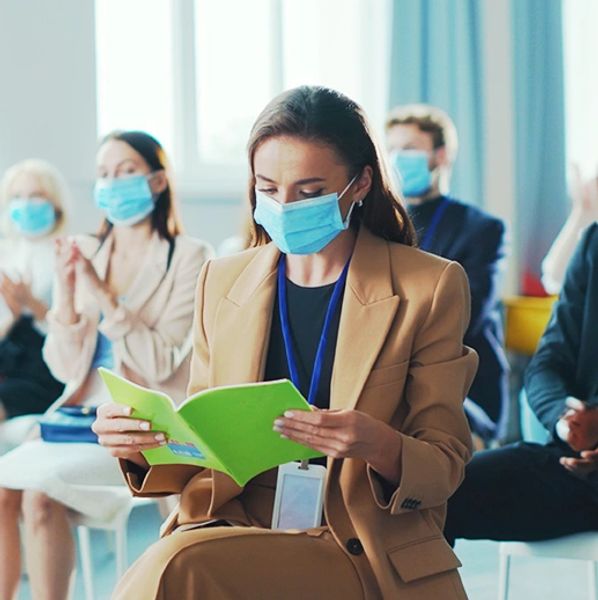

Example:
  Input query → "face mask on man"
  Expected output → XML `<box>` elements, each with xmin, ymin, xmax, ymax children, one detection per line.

<box><xmin>94</xmin><ymin>175</ymin><xmax>156</xmax><ymax>226</ymax></box>
<box><xmin>390</xmin><ymin>150</ymin><xmax>432</xmax><ymax>198</ymax></box>
<box><xmin>8</xmin><ymin>198</ymin><xmax>57</xmax><ymax>237</ymax></box>
<box><xmin>253</xmin><ymin>175</ymin><xmax>360</xmax><ymax>255</ymax></box>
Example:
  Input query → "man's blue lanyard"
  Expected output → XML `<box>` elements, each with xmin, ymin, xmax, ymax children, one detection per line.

<box><xmin>277</xmin><ymin>255</ymin><xmax>350</xmax><ymax>406</ymax></box>
<box><xmin>419</xmin><ymin>198</ymin><xmax>450</xmax><ymax>251</ymax></box>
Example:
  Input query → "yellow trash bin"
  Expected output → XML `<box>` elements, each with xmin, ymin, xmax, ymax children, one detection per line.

<box><xmin>503</xmin><ymin>296</ymin><xmax>558</xmax><ymax>356</ymax></box>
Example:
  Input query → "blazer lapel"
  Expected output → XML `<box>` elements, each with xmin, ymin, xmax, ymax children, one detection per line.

<box><xmin>209</xmin><ymin>244</ymin><xmax>280</xmax><ymax>504</ymax></box>
<box><xmin>117</xmin><ymin>232</ymin><xmax>171</xmax><ymax>310</ymax></box>
<box><xmin>330</xmin><ymin>228</ymin><xmax>400</xmax><ymax>411</ymax></box>
<box><xmin>210</xmin><ymin>243</ymin><xmax>280</xmax><ymax>387</ymax></box>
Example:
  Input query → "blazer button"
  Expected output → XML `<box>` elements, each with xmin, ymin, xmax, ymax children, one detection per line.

<box><xmin>346</xmin><ymin>538</ymin><xmax>364</xmax><ymax>556</ymax></box>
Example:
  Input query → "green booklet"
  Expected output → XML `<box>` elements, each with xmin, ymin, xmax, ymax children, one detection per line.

<box><xmin>97</xmin><ymin>368</ymin><xmax>324</xmax><ymax>486</ymax></box>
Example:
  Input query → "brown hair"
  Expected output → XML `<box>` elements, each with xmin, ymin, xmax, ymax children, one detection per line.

<box><xmin>96</xmin><ymin>130</ymin><xmax>182</xmax><ymax>243</ymax></box>
<box><xmin>247</xmin><ymin>86</ymin><xmax>415</xmax><ymax>247</ymax></box>
<box><xmin>385</xmin><ymin>104</ymin><xmax>459</xmax><ymax>162</ymax></box>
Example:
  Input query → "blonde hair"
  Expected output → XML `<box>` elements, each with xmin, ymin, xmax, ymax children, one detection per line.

<box><xmin>385</xmin><ymin>104</ymin><xmax>459</xmax><ymax>164</ymax></box>
<box><xmin>0</xmin><ymin>159</ymin><xmax>69</xmax><ymax>237</ymax></box>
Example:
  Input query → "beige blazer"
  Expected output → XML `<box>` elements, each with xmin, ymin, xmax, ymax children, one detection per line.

<box><xmin>123</xmin><ymin>227</ymin><xmax>478</xmax><ymax>599</ymax></box>
<box><xmin>43</xmin><ymin>232</ymin><xmax>213</xmax><ymax>406</ymax></box>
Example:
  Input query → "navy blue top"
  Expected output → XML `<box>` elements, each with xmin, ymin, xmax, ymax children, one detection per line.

<box><xmin>526</xmin><ymin>223</ymin><xmax>598</xmax><ymax>434</ymax></box>
<box><xmin>408</xmin><ymin>195</ymin><xmax>508</xmax><ymax>435</ymax></box>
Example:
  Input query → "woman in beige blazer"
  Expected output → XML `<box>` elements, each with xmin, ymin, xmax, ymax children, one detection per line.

<box><xmin>0</xmin><ymin>131</ymin><xmax>212</xmax><ymax>600</ymax></box>
<box><xmin>96</xmin><ymin>89</ymin><xmax>477</xmax><ymax>600</ymax></box>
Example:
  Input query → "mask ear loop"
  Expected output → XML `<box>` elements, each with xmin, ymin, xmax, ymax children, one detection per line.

<box><xmin>339</xmin><ymin>173</ymin><xmax>363</xmax><ymax>228</ymax></box>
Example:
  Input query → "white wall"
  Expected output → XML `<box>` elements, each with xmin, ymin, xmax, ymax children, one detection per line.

<box><xmin>0</xmin><ymin>0</ymin><xmax>100</xmax><ymax>233</ymax></box>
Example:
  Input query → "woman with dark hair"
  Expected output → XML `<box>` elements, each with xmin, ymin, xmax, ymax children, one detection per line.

<box><xmin>0</xmin><ymin>131</ymin><xmax>212</xmax><ymax>600</ymax></box>
<box><xmin>96</xmin><ymin>88</ymin><xmax>476</xmax><ymax>600</ymax></box>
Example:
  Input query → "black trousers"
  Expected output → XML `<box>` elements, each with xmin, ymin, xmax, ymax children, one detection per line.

<box><xmin>0</xmin><ymin>317</ymin><xmax>64</xmax><ymax>418</ymax></box>
<box><xmin>444</xmin><ymin>442</ymin><xmax>598</xmax><ymax>546</ymax></box>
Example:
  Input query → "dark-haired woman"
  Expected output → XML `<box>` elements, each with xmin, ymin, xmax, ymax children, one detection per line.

<box><xmin>0</xmin><ymin>131</ymin><xmax>212</xmax><ymax>600</ymax></box>
<box><xmin>97</xmin><ymin>89</ymin><xmax>477</xmax><ymax>600</ymax></box>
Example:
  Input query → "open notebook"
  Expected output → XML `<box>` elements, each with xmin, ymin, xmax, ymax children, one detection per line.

<box><xmin>98</xmin><ymin>368</ymin><xmax>323</xmax><ymax>486</ymax></box>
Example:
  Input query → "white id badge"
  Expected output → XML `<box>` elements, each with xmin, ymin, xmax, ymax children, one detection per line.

<box><xmin>271</xmin><ymin>461</ymin><xmax>326</xmax><ymax>530</ymax></box>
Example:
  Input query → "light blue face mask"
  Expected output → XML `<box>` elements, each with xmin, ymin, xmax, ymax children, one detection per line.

<box><xmin>253</xmin><ymin>175</ymin><xmax>359</xmax><ymax>255</ymax></box>
<box><xmin>94</xmin><ymin>175</ymin><xmax>155</xmax><ymax>226</ymax></box>
<box><xmin>8</xmin><ymin>198</ymin><xmax>57</xmax><ymax>237</ymax></box>
<box><xmin>391</xmin><ymin>150</ymin><xmax>432</xmax><ymax>198</ymax></box>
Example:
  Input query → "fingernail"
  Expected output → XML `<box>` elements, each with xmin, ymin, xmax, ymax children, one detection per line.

<box><xmin>123</xmin><ymin>406</ymin><xmax>132</xmax><ymax>416</ymax></box>
<box><xmin>139</xmin><ymin>422</ymin><xmax>150</xmax><ymax>431</ymax></box>
<box><xmin>155</xmin><ymin>433</ymin><xmax>165</xmax><ymax>442</ymax></box>
<box><xmin>284</xmin><ymin>411</ymin><xmax>295</xmax><ymax>418</ymax></box>
<box><xmin>280</xmin><ymin>434</ymin><xmax>288</xmax><ymax>439</ymax></box>
<box><xmin>273</xmin><ymin>419</ymin><xmax>283</xmax><ymax>428</ymax></box>
<box><xmin>273</xmin><ymin>424</ymin><xmax>282</xmax><ymax>433</ymax></box>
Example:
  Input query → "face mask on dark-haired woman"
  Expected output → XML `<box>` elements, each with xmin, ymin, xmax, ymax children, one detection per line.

<box><xmin>94</xmin><ymin>175</ymin><xmax>156</xmax><ymax>226</ymax></box>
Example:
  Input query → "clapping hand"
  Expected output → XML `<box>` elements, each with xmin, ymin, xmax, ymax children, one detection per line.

<box><xmin>0</xmin><ymin>273</ymin><xmax>28</xmax><ymax>317</ymax></box>
<box><xmin>557</xmin><ymin>397</ymin><xmax>598</xmax><ymax>477</ymax></box>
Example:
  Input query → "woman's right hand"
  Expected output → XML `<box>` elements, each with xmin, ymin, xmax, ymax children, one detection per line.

<box><xmin>92</xmin><ymin>403</ymin><xmax>168</xmax><ymax>469</ymax></box>
<box><xmin>55</xmin><ymin>237</ymin><xmax>78</xmax><ymax>294</ymax></box>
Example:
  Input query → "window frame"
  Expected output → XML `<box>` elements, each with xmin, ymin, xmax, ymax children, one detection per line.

<box><xmin>102</xmin><ymin>0</ymin><xmax>392</xmax><ymax>200</ymax></box>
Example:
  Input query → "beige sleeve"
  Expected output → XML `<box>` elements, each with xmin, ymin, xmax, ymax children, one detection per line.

<box><xmin>42</xmin><ymin>303</ymin><xmax>92</xmax><ymax>383</ymax></box>
<box><xmin>119</xmin><ymin>460</ymin><xmax>202</xmax><ymax>497</ymax></box>
<box><xmin>366</xmin><ymin>261</ymin><xmax>478</xmax><ymax>514</ymax></box>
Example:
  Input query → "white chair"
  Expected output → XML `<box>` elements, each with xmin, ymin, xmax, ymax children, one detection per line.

<box><xmin>73</xmin><ymin>491</ymin><xmax>159</xmax><ymax>600</ymax></box>
<box><xmin>498</xmin><ymin>532</ymin><xmax>598</xmax><ymax>600</ymax></box>
<box><xmin>0</xmin><ymin>414</ymin><xmax>40</xmax><ymax>454</ymax></box>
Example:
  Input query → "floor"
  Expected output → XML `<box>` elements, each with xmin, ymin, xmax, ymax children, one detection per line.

<box><xmin>16</xmin><ymin>505</ymin><xmax>591</xmax><ymax>599</ymax></box>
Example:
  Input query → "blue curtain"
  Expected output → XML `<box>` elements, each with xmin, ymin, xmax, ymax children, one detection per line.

<box><xmin>511</xmin><ymin>0</ymin><xmax>568</xmax><ymax>291</ymax></box>
<box><xmin>388</xmin><ymin>0</ymin><xmax>484</xmax><ymax>206</ymax></box>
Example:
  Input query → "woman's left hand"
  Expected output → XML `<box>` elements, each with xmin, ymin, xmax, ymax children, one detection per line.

<box><xmin>72</xmin><ymin>243</ymin><xmax>117</xmax><ymax>312</ymax></box>
<box><xmin>0</xmin><ymin>274</ymin><xmax>33</xmax><ymax>318</ymax></box>
<box><xmin>274</xmin><ymin>408</ymin><xmax>379</xmax><ymax>459</ymax></box>
<box><xmin>274</xmin><ymin>409</ymin><xmax>402</xmax><ymax>485</ymax></box>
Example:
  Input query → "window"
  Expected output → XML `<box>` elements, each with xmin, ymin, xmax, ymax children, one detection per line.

<box><xmin>563</xmin><ymin>0</ymin><xmax>598</xmax><ymax>179</ymax></box>
<box><xmin>95</xmin><ymin>0</ymin><xmax>176</xmax><ymax>164</ymax></box>
<box><xmin>95</xmin><ymin>0</ymin><xmax>391</xmax><ymax>194</ymax></box>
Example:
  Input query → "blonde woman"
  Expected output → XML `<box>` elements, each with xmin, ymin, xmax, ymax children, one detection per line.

<box><xmin>0</xmin><ymin>159</ymin><xmax>68</xmax><ymax>422</ymax></box>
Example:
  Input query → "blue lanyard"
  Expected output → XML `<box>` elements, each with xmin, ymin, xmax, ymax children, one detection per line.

<box><xmin>419</xmin><ymin>198</ymin><xmax>450</xmax><ymax>251</ymax></box>
<box><xmin>277</xmin><ymin>256</ymin><xmax>350</xmax><ymax>406</ymax></box>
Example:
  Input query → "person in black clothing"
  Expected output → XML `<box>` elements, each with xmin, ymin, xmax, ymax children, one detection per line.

<box><xmin>386</xmin><ymin>104</ymin><xmax>508</xmax><ymax>441</ymax></box>
<box><xmin>445</xmin><ymin>223</ymin><xmax>598</xmax><ymax>544</ymax></box>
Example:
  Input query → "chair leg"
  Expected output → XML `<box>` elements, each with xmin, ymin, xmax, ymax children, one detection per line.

<box><xmin>115</xmin><ymin>520</ymin><xmax>128</xmax><ymax>580</ymax></box>
<box><xmin>588</xmin><ymin>561</ymin><xmax>597</xmax><ymax>600</ymax></box>
<box><xmin>497</xmin><ymin>553</ymin><xmax>511</xmax><ymax>600</ymax></box>
<box><xmin>76</xmin><ymin>526</ymin><xmax>95</xmax><ymax>600</ymax></box>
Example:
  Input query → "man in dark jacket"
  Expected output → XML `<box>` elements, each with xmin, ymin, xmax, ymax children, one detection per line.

<box><xmin>445</xmin><ymin>223</ymin><xmax>598</xmax><ymax>544</ymax></box>
<box><xmin>386</xmin><ymin>104</ymin><xmax>508</xmax><ymax>440</ymax></box>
